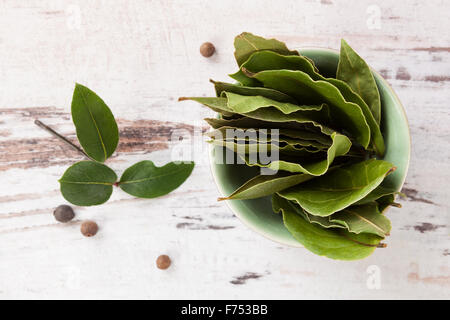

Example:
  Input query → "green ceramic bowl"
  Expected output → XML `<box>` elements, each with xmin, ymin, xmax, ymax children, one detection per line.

<box><xmin>209</xmin><ymin>48</ymin><xmax>411</xmax><ymax>247</ymax></box>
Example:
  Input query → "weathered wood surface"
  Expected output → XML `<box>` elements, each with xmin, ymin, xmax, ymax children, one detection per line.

<box><xmin>0</xmin><ymin>0</ymin><xmax>448</xmax><ymax>299</ymax></box>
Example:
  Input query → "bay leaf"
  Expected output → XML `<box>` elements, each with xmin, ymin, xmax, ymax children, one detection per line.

<box><xmin>233</xmin><ymin>32</ymin><xmax>298</xmax><ymax>67</ymax></box>
<box><xmin>212</xmin><ymin>139</ymin><xmax>324</xmax><ymax>157</ymax></box>
<box><xmin>218</xmin><ymin>172</ymin><xmax>314</xmax><ymax>201</ymax></box>
<box><xmin>204</xmin><ymin>118</ymin><xmax>332</xmax><ymax>145</ymax></box>
<box><xmin>233</xmin><ymin>50</ymin><xmax>385</xmax><ymax>155</ymax></box>
<box><xmin>228</xmin><ymin>70</ymin><xmax>260</xmax><ymax>87</ymax></box>
<box><xmin>299</xmin><ymin>206</ymin><xmax>347</xmax><ymax>229</ymax></box>
<box><xmin>239</xmin><ymin>132</ymin><xmax>351</xmax><ymax>176</ymax></box>
<box><xmin>230</xmin><ymin>50</ymin><xmax>317</xmax><ymax>88</ymax></box>
<box><xmin>225</xmin><ymin>92</ymin><xmax>329</xmax><ymax>117</ymax></box>
<box><xmin>377</xmin><ymin>194</ymin><xmax>401</xmax><ymax>213</ymax></box>
<box><xmin>178</xmin><ymin>97</ymin><xmax>236</xmax><ymax>118</ymax></box>
<box><xmin>212</xmin><ymin>80</ymin><xmax>296</xmax><ymax>103</ymax></box>
<box><xmin>186</xmin><ymin>96</ymin><xmax>337</xmax><ymax>136</ymax></box>
<box><xmin>243</xmin><ymin>69</ymin><xmax>371</xmax><ymax>148</ymax></box>
<box><xmin>355</xmin><ymin>184</ymin><xmax>398</xmax><ymax>205</ymax></box>
<box><xmin>328</xmin><ymin>77</ymin><xmax>385</xmax><ymax>155</ymax></box>
<box><xmin>119</xmin><ymin>161</ymin><xmax>194</xmax><ymax>198</ymax></box>
<box><xmin>272</xmin><ymin>194</ymin><xmax>382</xmax><ymax>260</ymax></box>
<box><xmin>207</xmin><ymin>127</ymin><xmax>329</xmax><ymax>149</ymax></box>
<box><xmin>204</xmin><ymin>121</ymin><xmax>333</xmax><ymax>146</ymax></box>
<box><xmin>71</xmin><ymin>83</ymin><xmax>119</xmax><ymax>162</ymax></box>
<box><xmin>278</xmin><ymin>159</ymin><xmax>395</xmax><ymax>216</ymax></box>
<box><xmin>59</xmin><ymin>161</ymin><xmax>117</xmax><ymax>206</ymax></box>
<box><xmin>328</xmin><ymin>203</ymin><xmax>391</xmax><ymax>238</ymax></box>
<box><xmin>337</xmin><ymin>39</ymin><xmax>381</xmax><ymax>125</ymax></box>
<box><xmin>272</xmin><ymin>128</ymin><xmax>332</xmax><ymax>145</ymax></box>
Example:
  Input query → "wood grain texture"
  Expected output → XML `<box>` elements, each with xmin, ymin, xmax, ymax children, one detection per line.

<box><xmin>0</xmin><ymin>0</ymin><xmax>449</xmax><ymax>299</ymax></box>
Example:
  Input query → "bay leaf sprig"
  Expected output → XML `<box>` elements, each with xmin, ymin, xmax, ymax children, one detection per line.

<box><xmin>37</xmin><ymin>84</ymin><xmax>195</xmax><ymax>206</ymax></box>
<box><xmin>182</xmin><ymin>32</ymin><xmax>401</xmax><ymax>260</ymax></box>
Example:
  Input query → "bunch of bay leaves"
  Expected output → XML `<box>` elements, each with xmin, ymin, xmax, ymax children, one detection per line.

<box><xmin>181</xmin><ymin>33</ymin><xmax>402</xmax><ymax>260</ymax></box>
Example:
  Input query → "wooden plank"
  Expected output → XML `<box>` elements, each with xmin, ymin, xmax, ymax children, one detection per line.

<box><xmin>0</xmin><ymin>0</ymin><xmax>448</xmax><ymax>299</ymax></box>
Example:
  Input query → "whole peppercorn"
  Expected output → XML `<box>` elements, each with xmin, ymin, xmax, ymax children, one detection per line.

<box><xmin>53</xmin><ymin>205</ymin><xmax>75</xmax><ymax>223</ymax></box>
<box><xmin>200</xmin><ymin>42</ymin><xmax>215</xmax><ymax>57</ymax></box>
<box><xmin>80</xmin><ymin>220</ymin><xmax>98</xmax><ymax>237</ymax></box>
<box><xmin>156</xmin><ymin>254</ymin><xmax>171</xmax><ymax>270</ymax></box>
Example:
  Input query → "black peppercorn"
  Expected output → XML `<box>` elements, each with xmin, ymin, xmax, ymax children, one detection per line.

<box><xmin>53</xmin><ymin>204</ymin><xmax>75</xmax><ymax>223</ymax></box>
<box><xmin>81</xmin><ymin>220</ymin><xmax>98</xmax><ymax>237</ymax></box>
<box><xmin>200</xmin><ymin>42</ymin><xmax>215</xmax><ymax>57</ymax></box>
<box><xmin>156</xmin><ymin>254</ymin><xmax>171</xmax><ymax>270</ymax></box>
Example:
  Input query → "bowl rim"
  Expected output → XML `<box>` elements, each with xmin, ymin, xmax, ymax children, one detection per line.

<box><xmin>208</xmin><ymin>47</ymin><xmax>411</xmax><ymax>248</ymax></box>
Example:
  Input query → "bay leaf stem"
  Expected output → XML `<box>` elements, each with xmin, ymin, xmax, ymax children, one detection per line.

<box><xmin>34</xmin><ymin>119</ymin><xmax>91</xmax><ymax>159</ymax></box>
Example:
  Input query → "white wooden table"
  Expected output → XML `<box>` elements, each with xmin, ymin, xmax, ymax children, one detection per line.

<box><xmin>0</xmin><ymin>0</ymin><xmax>448</xmax><ymax>299</ymax></box>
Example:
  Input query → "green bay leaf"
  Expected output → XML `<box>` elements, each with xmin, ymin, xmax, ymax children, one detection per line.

<box><xmin>119</xmin><ymin>161</ymin><xmax>194</xmax><ymax>198</ymax></box>
<box><xmin>59</xmin><ymin>161</ymin><xmax>117</xmax><ymax>206</ymax></box>
<box><xmin>243</xmin><ymin>69</ymin><xmax>371</xmax><ymax>148</ymax></box>
<box><xmin>225</xmin><ymin>92</ymin><xmax>327</xmax><ymax>115</ymax></box>
<box><xmin>212</xmin><ymin>139</ymin><xmax>324</xmax><ymax>157</ymax></box>
<box><xmin>239</xmin><ymin>132</ymin><xmax>351</xmax><ymax>176</ymax></box>
<box><xmin>212</xmin><ymin>80</ymin><xmax>297</xmax><ymax>103</ymax></box>
<box><xmin>273</xmin><ymin>194</ymin><xmax>381</xmax><ymax>260</ymax></box>
<box><xmin>71</xmin><ymin>83</ymin><xmax>119</xmax><ymax>162</ymax></box>
<box><xmin>337</xmin><ymin>39</ymin><xmax>381</xmax><ymax>125</ymax></box>
<box><xmin>355</xmin><ymin>184</ymin><xmax>398</xmax><ymax>205</ymax></box>
<box><xmin>179</xmin><ymin>97</ymin><xmax>235</xmax><ymax>118</ymax></box>
<box><xmin>233</xmin><ymin>50</ymin><xmax>385</xmax><ymax>155</ymax></box>
<box><xmin>219</xmin><ymin>172</ymin><xmax>314</xmax><ymax>201</ymax></box>
<box><xmin>328</xmin><ymin>203</ymin><xmax>391</xmax><ymax>238</ymax></box>
<box><xmin>233</xmin><ymin>32</ymin><xmax>298</xmax><ymax>67</ymax></box>
<box><xmin>207</xmin><ymin>127</ymin><xmax>330</xmax><ymax>149</ymax></box>
<box><xmin>187</xmin><ymin>96</ymin><xmax>337</xmax><ymax>136</ymax></box>
<box><xmin>204</xmin><ymin>117</ymin><xmax>332</xmax><ymax>140</ymax></box>
<box><xmin>299</xmin><ymin>206</ymin><xmax>347</xmax><ymax>229</ymax></box>
<box><xmin>278</xmin><ymin>159</ymin><xmax>395</xmax><ymax>216</ymax></box>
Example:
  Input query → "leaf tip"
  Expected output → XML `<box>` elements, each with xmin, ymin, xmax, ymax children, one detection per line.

<box><xmin>377</xmin><ymin>243</ymin><xmax>387</xmax><ymax>248</ymax></box>
<box><xmin>217</xmin><ymin>197</ymin><xmax>229</xmax><ymax>201</ymax></box>
<box><xmin>178</xmin><ymin>97</ymin><xmax>189</xmax><ymax>102</ymax></box>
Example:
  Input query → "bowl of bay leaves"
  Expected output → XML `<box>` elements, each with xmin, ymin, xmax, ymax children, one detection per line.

<box><xmin>182</xmin><ymin>33</ymin><xmax>410</xmax><ymax>260</ymax></box>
